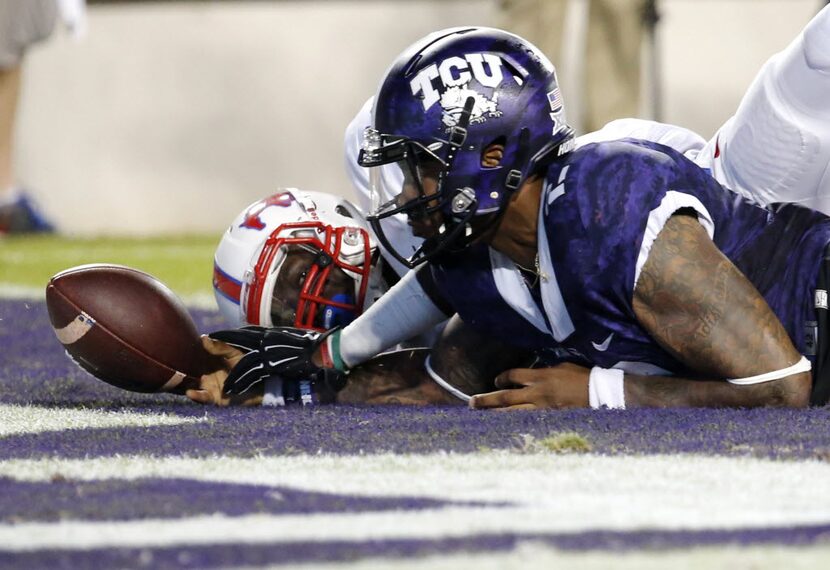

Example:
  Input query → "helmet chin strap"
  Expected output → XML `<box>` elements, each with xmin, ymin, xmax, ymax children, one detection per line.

<box><xmin>504</xmin><ymin>128</ymin><xmax>530</xmax><ymax>191</ymax></box>
<box><xmin>436</xmin><ymin>96</ymin><xmax>476</xmax><ymax>191</ymax></box>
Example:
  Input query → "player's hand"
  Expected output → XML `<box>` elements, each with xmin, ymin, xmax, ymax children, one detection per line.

<box><xmin>469</xmin><ymin>362</ymin><xmax>591</xmax><ymax>410</ymax></box>
<box><xmin>185</xmin><ymin>336</ymin><xmax>263</xmax><ymax>407</ymax></box>
<box><xmin>207</xmin><ymin>326</ymin><xmax>347</xmax><ymax>395</ymax></box>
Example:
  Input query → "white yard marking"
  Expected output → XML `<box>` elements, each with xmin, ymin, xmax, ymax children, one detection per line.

<box><xmin>0</xmin><ymin>404</ymin><xmax>206</xmax><ymax>437</ymax></box>
<box><xmin>0</xmin><ymin>283</ymin><xmax>216</xmax><ymax>309</ymax></box>
<box><xmin>271</xmin><ymin>543</ymin><xmax>830</xmax><ymax>570</ymax></box>
<box><xmin>0</xmin><ymin>284</ymin><xmax>46</xmax><ymax>301</ymax></box>
<box><xmin>0</xmin><ymin>453</ymin><xmax>828</xmax><ymax>551</ymax></box>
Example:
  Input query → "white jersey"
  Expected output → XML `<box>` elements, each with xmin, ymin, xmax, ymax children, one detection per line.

<box><xmin>576</xmin><ymin>118</ymin><xmax>705</xmax><ymax>159</ymax></box>
<box><xmin>344</xmin><ymin>98</ymin><xmax>422</xmax><ymax>279</ymax></box>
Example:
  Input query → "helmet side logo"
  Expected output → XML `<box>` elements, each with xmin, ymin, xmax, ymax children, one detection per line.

<box><xmin>240</xmin><ymin>192</ymin><xmax>295</xmax><ymax>230</ymax></box>
<box><xmin>440</xmin><ymin>88</ymin><xmax>500</xmax><ymax>127</ymax></box>
<box><xmin>410</xmin><ymin>53</ymin><xmax>505</xmax><ymax>127</ymax></box>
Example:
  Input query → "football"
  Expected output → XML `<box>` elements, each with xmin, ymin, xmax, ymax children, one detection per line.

<box><xmin>45</xmin><ymin>264</ymin><xmax>221</xmax><ymax>393</ymax></box>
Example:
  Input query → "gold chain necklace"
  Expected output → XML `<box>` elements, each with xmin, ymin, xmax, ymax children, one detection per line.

<box><xmin>516</xmin><ymin>253</ymin><xmax>549</xmax><ymax>287</ymax></box>
<box><xmin>534</xmin><ymin>252</ymin><xmax>549</xmax><ymax>283</ymax></box>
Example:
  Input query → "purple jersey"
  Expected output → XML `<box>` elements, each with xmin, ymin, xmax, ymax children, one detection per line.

<box><xmin>429</xmin><ymin>245</ymin><xmax>556</xmax><ymax>353</ymax></box>
<box><xmin>430</xmin><ymin>139</ymin><xmax>830</xmax><ymax>375</ymax></box>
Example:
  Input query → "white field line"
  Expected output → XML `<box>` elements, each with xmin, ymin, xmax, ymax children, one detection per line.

<box><xmin>0</xmin><ymin>404</ymin><xmax>206</xmax><ymax>437</ymax></box>
<box><xmin>4</xmin><ymin>452</ymin><xmax>828</xmax><ymax>514</ymax></box>
<box><xmin>0</xmin><ymin>282</ymin><xmax>217</xmax><ymax>310</ymax></box>
<box><xmin>258</xmin><ymin>542</ymin><xmax>830</xmax><ymax>570</ymax></box>
<box><xmin>0</xmin><ymin>283</ymin><xmax>45</xmax><ymax>300</ymax></box>
<box><xmin>0</xmin><ymin>497</ymin><xmax>828</xmax><ymax>553</ymax></box>
<box><xmin>0</xmin><ymin>453</ymin><xmax>828</xmax><ymax>552</ymax></box>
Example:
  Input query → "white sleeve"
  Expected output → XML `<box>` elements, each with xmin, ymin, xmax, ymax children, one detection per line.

<box><xmin>343</xmin><ymin>97</ymin><xmax>376</xmax><ymax>215</ymax></box>
<box><xmin>338</xmin><ymin>268</ymin><xmax>449</xmax><ymax>368</ymax></box>
<box><xmin>576</xmin><ymin>118</ymin><xmax>705</xmax><ymax>159</ymax></box>
<box><xmin>343</xmin><ymin>97</ymin><xmax>424</xmax><ymax>278</ymax></box>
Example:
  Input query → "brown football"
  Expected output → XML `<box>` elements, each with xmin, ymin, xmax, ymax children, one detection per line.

<box><xmin>45</xmin><ymin>264</ymin><xmax>221</xmax><ymax>394</ymax></box>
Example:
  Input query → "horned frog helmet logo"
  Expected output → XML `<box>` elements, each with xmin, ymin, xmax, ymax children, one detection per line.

<box><xmin>409</xmin><ymin>52</ymin><xmax>505</xmax><ymax>129</ymax></box>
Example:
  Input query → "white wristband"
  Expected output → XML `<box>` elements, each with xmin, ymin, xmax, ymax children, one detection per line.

<box><xmin>727</xmin><ymin>356</ymin><xmax>812</xmax><ymax>385</ymax></box>
<box><xmin>588</xmin><ymin>367</ymin><xmax>626</xmax><ymax>409</ymax></box>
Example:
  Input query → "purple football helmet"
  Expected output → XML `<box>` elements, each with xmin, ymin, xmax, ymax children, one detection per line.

<box><xmin>359</xmin><ymin>27</ymin><xmax>575</xmax><ymax>268</ymax></box>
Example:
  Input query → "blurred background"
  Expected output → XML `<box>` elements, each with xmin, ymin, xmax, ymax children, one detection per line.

<box><xmin>10</xmin><ymin>0</ymin><xmax>827</xmax><ymax>235</ymax></box>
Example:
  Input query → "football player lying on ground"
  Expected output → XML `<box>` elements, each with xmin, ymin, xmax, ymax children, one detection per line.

<box><xmin>344</xmin><ymin>4</ymin><xmax>830</xmax><ymax>267</ymax></box>
<box><xmin>192</xmin><ymin>187</ymin><xmax>517</xmax><ymax>406</ymax></box>
<box><xmin>196</xmin><ymin>7</ymin><xmax>830</xmax><ymax>408</ymax></box>
<box><xmin>332</xmin><ymin>5</ymin><xmax>830</xmax><ymax>410</ymax></box>
<box><xmin>209</xmin><ymin>20</ymin><xmax>830</xmax><ymax>410</ymax></box>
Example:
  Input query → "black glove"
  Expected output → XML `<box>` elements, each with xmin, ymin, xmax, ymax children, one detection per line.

<box><xmin>208</xmin><ymin>326</ymin><xmax>347</xmax><ymax>396</ymax></box>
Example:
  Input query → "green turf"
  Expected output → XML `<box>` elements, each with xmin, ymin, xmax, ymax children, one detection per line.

<box><xmin>0</xmin><ymin>235</ymin><xmax>218</xmax><ymax>296</ymax></box>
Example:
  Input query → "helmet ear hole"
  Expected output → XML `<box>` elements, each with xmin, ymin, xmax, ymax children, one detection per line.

<box><xmin>481</xmin><ymin>136</ymin><xmax>506</xmax><ymax>168</ymax></box>
<box><xmin>335</xmin><ymin>205</ymin><xmax>353</xmax><ymax>218</ymax></box>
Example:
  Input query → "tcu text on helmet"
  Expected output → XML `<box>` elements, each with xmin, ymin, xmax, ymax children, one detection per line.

<box><xmin>410</xmin><ymin>53</ymin><xmax>504</xmax><ymax>111</ymax></box>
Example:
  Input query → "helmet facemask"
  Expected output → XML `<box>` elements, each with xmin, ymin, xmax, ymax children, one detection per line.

<box><xmin>360</xmin><ymin>97</ymin><xmax>493</xmax><ymax>267</ymax></box>
<box><xmin>242</xmin><ymin>221</ymin><xmax>372</xmax><ymax>331</ymax></box>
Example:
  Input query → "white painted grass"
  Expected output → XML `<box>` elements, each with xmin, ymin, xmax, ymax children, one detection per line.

<box><xmin>0</xmin><ymin>453</ymin><xmax>828</xmax><ymax>551</ymax></box>
<box><xmin>0</xmin><ymin>282</ymin><xmax>217</xmax><ymax>309</ymax></box>
<box><xmin>0</xmin><ymin>404</ymin><xmax>206</xmax><ymax>437</ymax></box>
<box><xmin>0</xmin><ymin>284</ymin><xmax>44</xmax><ymax>301</ymax></box>
<box><xmin>261</xmin><ymin>542</ymin><xmax>830</xmax><ymax>570</ymax></box>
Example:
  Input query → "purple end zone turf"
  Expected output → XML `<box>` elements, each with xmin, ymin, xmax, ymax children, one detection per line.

<box><xmin>0</xmin><ymin>476</ymin><xmax>498</xmax><ymax>523</ymax></box>
<box><xmin>3</xmin><ymin>298</ymin><xmax>830</xmax><ymax>567</ymax></box>
<box><xmin>2</xmin><ymin>299</ymin><xmax>830</xmax><ymax>460</ymax></box>
<box><xmin>2</xmin><ymin>403</ymin><xmax>830</xmax><ymax>460</ymax></box>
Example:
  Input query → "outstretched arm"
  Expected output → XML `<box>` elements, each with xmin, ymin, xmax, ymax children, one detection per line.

<box><xmin>333</xmin><ymin>265</ymin><xmax>452</xmax><ymax>368</ymax></box>
<box><xmin>193</xmin><ymin>314</ymin><xmax>530</xmax><ymax>407</ymax></box>
<box><xmin>187</xmin><ymin>338</ymin><xmax>456</xmax><ymax>407</ymax></box>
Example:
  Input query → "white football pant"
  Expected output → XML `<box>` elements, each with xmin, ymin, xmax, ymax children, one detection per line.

<box><xmin>695</xmin><ymin>6</ymin><xmax>830</xmax><ymax>214</ymax></box>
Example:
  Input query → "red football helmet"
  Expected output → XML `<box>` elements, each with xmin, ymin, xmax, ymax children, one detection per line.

<box><xmin>213</xmin><ymin>189</ymin><xmax>387</xmax><ymax>330</ymax></box>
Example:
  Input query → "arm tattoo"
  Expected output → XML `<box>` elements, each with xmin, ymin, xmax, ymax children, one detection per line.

<box><xmin>631</xmin><ymin>213</ymin><xmax>809</xmax><ymax>407</ymax></box>
<box><xmin>624</xmin><ymin>372</ymin><xmax>808</xmax><ymax>408</ymax></box>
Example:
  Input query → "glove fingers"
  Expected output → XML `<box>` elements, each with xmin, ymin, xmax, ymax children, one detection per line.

<box><xmin>223</xmin><ymin>350</ymin><xmax>265</xmax><ymax>394</ymax></box>
<box><xmin>209</xmin><ymin>329</ymin><xmax>264</xmax><ymax>353</ymax></box>
<box><xmin>234</xmin><ymin>374</ymin><xmax>266</xmax><ymax>396</ymax></box>
<box><xmin>214</xmin><ymin>325</ymin><xmax>340</xmax><ymax>396</ymax></box>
